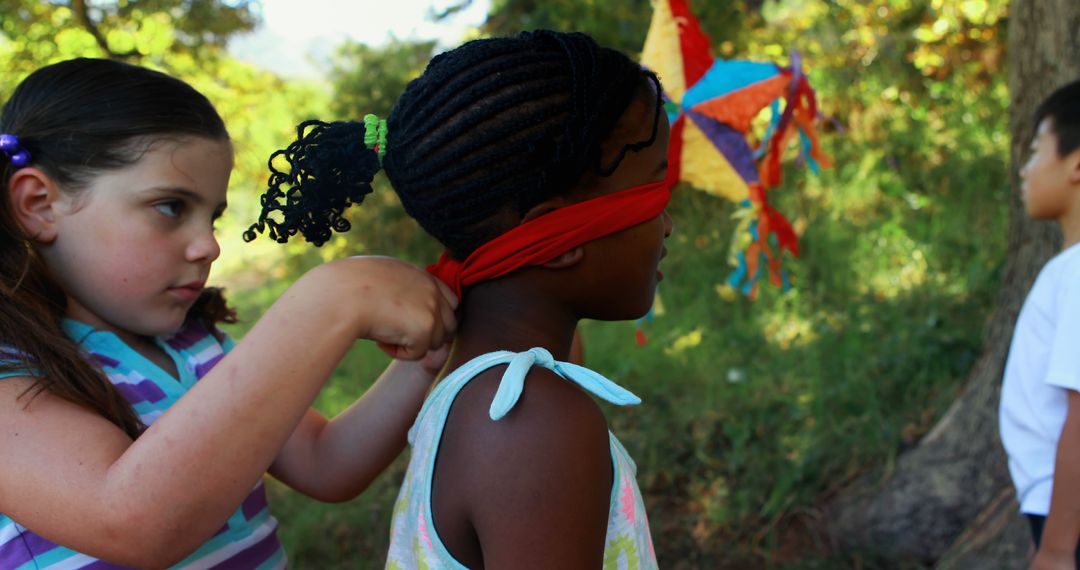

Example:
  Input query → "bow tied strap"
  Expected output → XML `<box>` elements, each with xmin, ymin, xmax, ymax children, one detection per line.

<box><xmin>488</xmin><ymin>347</ymin><xmax>641</xmax><ymax>420</ymax></box>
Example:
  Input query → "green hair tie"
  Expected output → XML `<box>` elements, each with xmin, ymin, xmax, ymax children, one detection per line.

<box><xmin>363</xmin><ymin>113</ymin><xmax>388</xmax><ymax>165</ymax></box>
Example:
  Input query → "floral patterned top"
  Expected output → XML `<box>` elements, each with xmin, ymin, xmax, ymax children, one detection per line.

<box><xmin>385</xmin><ymin>348</ymin><xmax>657</xmax><ymax>569</ymax></box>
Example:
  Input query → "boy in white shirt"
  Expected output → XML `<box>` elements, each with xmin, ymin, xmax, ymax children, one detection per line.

<box><xmin>1000</xmin><ymin>79</ymin><xmax>1080</xmax><ymax>570</ymax></box>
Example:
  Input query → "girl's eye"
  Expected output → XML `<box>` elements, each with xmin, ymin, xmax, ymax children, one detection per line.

<box><xmin>154</xmin><ymin>201</ymin><xmax>183</xmax><ymax>218</ymax></box>
<box><xmin>211</xmin><ymin>209</ymin><xmax>226</xmax><ymax>232</ymax></box>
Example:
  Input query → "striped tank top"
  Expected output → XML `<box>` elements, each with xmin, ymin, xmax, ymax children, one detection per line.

<box><xmin>386</xmin><ymin>348</ymin><xmax>658</xmax><ymax>569</ymax></box>
<box><xmin>0</xmin><ymin>320</ymin><xmax>286</xmax><ymax>570</ymax></box>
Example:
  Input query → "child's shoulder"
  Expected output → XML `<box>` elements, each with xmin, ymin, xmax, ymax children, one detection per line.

<box><xmin>1053</xmin><ymin>242</ymin><xmax>1080</xmax><ymax>272</ymax></box>
<box><xmin>451</xmin><ymin>363</ymin><xmax>611</xmax><ymax>448</ymax></box>
<box><xmin>1035</xmin><ymin>242</ymin><xmax>1080</xmax><ymax>291</ymax></box>
<box><xmin>435</xmin><ymin>360</ymin><xmax>613</xmax><ymax>491</ymax></box>
<box><xmin>429</xmin><ymin>360</ymin><xmax>617</xmax><ymax>565</ymax></box>
<box><xmin>439</xmin><ymin>362</ymin><xmax>614</xmax><ymax>525</ymax></box>
<box><xmin>431</xmin><ymin>350</ymin><xmax>628</xmax><ymax>498</ymax></box>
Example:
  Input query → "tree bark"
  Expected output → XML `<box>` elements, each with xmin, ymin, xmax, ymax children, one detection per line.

<box><xmin>934</xmin><ymin>489</ymin><xmax>1030</xmax><ymax>570</ymax></box>
<box><xmin>824</xmin><ymin>0</ymin><xmax>1077</xmax><ymax>565</ymax></box>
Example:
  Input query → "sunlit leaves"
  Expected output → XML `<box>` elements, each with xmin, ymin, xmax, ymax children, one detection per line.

<box><xmin>330</xmin><ymin>39</ymin><xmax>436</xmax><ymax>118</ymax></box>
<box><xmin>481</xmin><ymin>0</ymin><xmax>753</xmax><ymax>56</ymax></box>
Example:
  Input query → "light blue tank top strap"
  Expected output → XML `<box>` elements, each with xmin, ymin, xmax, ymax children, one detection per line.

<box><xmin>409</xmin><ymin>347</ymin><xmax>641</xmax><ymax>441</ymax></box>
<box><xmin>488</xmin><ymin>347</ymin><xmax>641</xmax><ymax>418</ymax></box>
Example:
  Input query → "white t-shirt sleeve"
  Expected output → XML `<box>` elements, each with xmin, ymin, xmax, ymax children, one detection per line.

<box><xmin>1046</xmin><ymin>259</ymin><xmax>1080</xmax><ymax>391</ymax></box>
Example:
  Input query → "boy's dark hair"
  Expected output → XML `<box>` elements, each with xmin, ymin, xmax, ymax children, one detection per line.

<box><xmin>248</xmin><ymin>30</ymin><xmax>663</xmax><ymax>259</ymax></box>
<box><xmin>1035</xmin><ymin>79</ymin><xmax>1080</xmax><ymax>157</ymax></box>
<box><xmin>0</xmin><ymin>58</ymin><xmax>235</xmax><ymax>439</ymax></box>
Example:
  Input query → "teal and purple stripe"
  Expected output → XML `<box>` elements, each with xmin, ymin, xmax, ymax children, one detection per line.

<box><xmin>208</xmin><ymin>529</ymin><xmax>283</xmax><ymax>569</ymax></box>
<box><xmin>0</xmin><ymin>322</ymin><xmax>286</xmax><ymax>569</ymax></box>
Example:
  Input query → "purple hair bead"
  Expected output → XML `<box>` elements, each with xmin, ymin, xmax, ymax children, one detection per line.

<box><xmin>0</xmin><ymin>134</ymin><xmax>30</xmax><ymax>167</ymax></box>
<box><xmin>0</xmin><ymin>134</ymin><xmax>17</xmax><ymax>153</ymax></box>
<box><xmin>10</xmin><ymin>150</ymin><xmax>30</xmax><ymax>168</ymax></box>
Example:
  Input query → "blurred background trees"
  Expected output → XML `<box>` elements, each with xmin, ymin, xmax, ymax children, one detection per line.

<box><xmin>1</xmin><ymin>0</ymin><xmax>1057</xmax><ymax>567</ymax></box>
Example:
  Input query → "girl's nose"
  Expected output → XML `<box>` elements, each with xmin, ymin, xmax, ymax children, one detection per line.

<box><xmin>662</xmin><ymin>210</ymin><xmax>674</xmax><ymax>238</ymax></box>
<box><xmin>187</xmin><ymin>230</ymin><xmax>221</xmax><ymax>263</ymax></box>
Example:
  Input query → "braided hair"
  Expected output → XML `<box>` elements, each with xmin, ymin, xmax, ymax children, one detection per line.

<box><xmin>247</xmin><ymin>30</ymin><xmax>663</xmax><ymax>259</ymax></box>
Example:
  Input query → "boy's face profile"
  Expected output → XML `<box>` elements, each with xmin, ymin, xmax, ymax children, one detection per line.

<box><xmin>1021</xmin><ymin>117</ymin><xmax>1080</xmax><ymax>221</ymax></box>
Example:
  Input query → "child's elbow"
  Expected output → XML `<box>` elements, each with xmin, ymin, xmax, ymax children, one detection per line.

<box><xmin>101</xmin><ymin>511</ymin><xmax>204</xmax><ymax>568</ymax></box>
<box><xmin>92</xmin><ymin>538</ymin><xmax>192</xmax><ymax>570</ymax></box>
<box><xmin>121</xmin><ymin>552</ymin><xmax>185</xmax><ymax>570</ymax></box>
<box><xmin>284</xmin><ymin>471</ymin><xmax>375</xmax><ymax>503</ymax></box>
<box><xmin>298</xmin><ymin>481</ymin><xmax>368</xmax><ymax>503</ymax></box>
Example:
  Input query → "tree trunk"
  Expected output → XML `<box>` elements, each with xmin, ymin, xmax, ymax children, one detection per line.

<box><xmin>824</xmin><ymin>0</ymin><xmax>1077</xmax><ymax>565</ymax></box>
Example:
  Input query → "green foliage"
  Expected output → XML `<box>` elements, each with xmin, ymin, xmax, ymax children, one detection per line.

<box><xmin>330</xmin><ymin>38</ymin><xmax>437</xmax><ymax>118</ymax></box>
<box><xmin>481</xmin><ymin>0</ymin><xmax>751</xmax><ymax>55</ymax></box>
<box><xmin>0</xmin><ymin>0</ymin><xmax>256</xmax><ymax>67</ymax></box>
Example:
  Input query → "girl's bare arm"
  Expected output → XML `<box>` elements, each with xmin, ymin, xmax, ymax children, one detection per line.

<box><xmin>0</xmin><ymin>257</ymin><xmax>455</xmax><ymax>568</ymax></box>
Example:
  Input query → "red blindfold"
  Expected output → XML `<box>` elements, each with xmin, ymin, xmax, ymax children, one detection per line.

<box><xmin>428</xmin><ymin>178</ymin><xmax>673</xmax><ymax>298</ymax></box>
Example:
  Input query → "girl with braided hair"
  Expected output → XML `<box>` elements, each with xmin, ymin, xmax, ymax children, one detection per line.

<box><xmin>249</xmin><ymin>30</ymin><xmax>670</xmax><ymax>568</ymax></box>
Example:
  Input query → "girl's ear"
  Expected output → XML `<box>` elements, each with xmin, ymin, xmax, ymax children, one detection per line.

<box><xmin>1067</xmin><ymin>147</ymin><xmax>1080</xmax><ymax>185</ymax></box>
<box><xmin>520</xmin><ymin>196</ymin><xmax>570</xmax><ymax>224</ymax></box>
<box><xmin>541</xmin><ymin>246</ymin><xmax>584</xmax><ymax>269</ymax></box>
<box><xmin>8</xmin><ymin>168</ymin><xmax>62</xmax><ymax>244</ymax></box>
<box><xmin>519</xmin><ymin>197</ymin><xmax>586</xmax><ymax>269</ymax></box>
